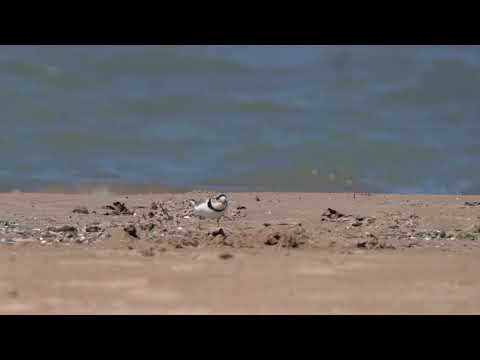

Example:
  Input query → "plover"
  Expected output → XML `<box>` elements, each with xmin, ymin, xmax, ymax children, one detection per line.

<box><xmin>191</xmin><ymin>194</ymin><xmax>228</xmax><ymax>227</ymax></box>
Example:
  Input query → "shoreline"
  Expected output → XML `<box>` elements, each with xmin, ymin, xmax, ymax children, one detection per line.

<box><xmin>1</xmin><ymin>191</ymin><xmax>480</xmax><ymax>314</ymax></box>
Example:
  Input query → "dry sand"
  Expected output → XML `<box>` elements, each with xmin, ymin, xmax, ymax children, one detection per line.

<box><xmin>1</xmin><ymin>191</ymin><xmax>480</xmax><ymax>314</ymax></box>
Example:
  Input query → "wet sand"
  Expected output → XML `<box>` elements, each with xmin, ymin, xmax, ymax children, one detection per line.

<box><xmin>1</xmin><ymin>191</ymin><xmax>480</xmax><ymax>314</ymax></box>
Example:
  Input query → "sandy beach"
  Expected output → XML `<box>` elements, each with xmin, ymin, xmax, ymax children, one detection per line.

<box><xmin>1</xmin><ymin>191</ymin><xmax>480</xmax><ymax>314</ymax></box>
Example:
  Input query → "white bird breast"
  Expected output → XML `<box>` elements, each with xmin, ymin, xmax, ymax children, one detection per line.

<box><xmin>193</xmin><ymin>201</ymin><xmax>226</xmax><ymax>219</ymax></box>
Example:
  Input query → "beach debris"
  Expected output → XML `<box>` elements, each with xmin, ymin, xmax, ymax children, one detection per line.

<box><xmin>465</xmin><ymin>201</ymin><xmax>480</xmax><ymax>207</ymax></box>
<box><xmin>264</xmin><ymin>225</ymin><xmax>308</xmax><ymax>248</ymax></box>
<box><xmin>397</xmin><ymin>229</ymin><xmax>455</xmax><ymax>245</ymax></box>
<box><xmin>350</xmin><ymin>216</ymin><xmax>376</xmax><ymax>227</ymax></box>
<box><xmin>470</xmin><ymin>225</ymin><xmax>480</xmax><ymax>233</ymax></box>
<box><xmin>209</xmin><ymin>228</ymin><xmax>227</xmax><ymax>238</ymax></box>
<box><xmin>49</xmin><ymin>225</ymin><xmax>78</xmax><ymax>234</ymax></box>
<box><xmin>157</xmin><ymin>203</ymin><xmax>174</xmax><ymax>221</ymax></box>
<box><xmin>72</xmin><ymin>206</ymin><xmax>89</xmax><ymax>214</ymax></box>
<box><xmin>321</xmin><ymin>208</ymin><xmax>346</xmax><ymax>221</ymax></box>
<box><xmin>85</xmin><ymin>225</ymin><xmax>102</xmax><ymax>233</ymax></box>
<box><xmin>103</xmin><ymin>201</ymin><xmax>133</xmax><ymax>215</ymax></box>
<box><xmin>356</xmin><ymin>232</ymin><xmax>392</xmax><ymax>250</ymax></box>
<box><xmin>456</xmin><ymin>225</ymin><xmax>480</xmax><ymax>241</ymax></box>
<box><xmin>124</xmin><ymin>224</ymin><xmax>138</xmax><ymax>238</ymax></box>
<box><xmin>265</xmin><ymin>233</ymin><xmax>281</xmax><ymax>246</ymax></box>
<box><xmin>458</xmin><ymin>232</ymin><xmax>477</xmax><ymax>241</ymax></box>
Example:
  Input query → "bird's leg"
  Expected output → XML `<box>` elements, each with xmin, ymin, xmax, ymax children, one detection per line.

<box><xmin>217</xmin><ymin>217</ymin><xmax>232</xmax><ymax>233</ymax></box>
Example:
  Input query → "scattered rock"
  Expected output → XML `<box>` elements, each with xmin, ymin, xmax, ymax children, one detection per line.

<box><xmin>157</xmin><ymin>203</ymin><xmax>174</xmax><ymax>221</ymax></box>
<box><xmin>357</xmin><ymin>237</ymin><xmax>376</xmax><ymax>249</ymax></box>
<box><xmin>357</xmin><ymin>232</ymin><xmax>394</xmax><ymax>250</ymax></box>
<box><xmin>468</xmin><ymin>224</ymin><xmax>480</xmax><ymax>233</ymax></box>
<box><xmin>49</xmin><ymin>225</ymin><xmax>77</xmax><ymax>233</ymax></box>
<box><xmin>255</xmin><ymin>196</ymin><xmax>261</xmax><ymax>202</ymax></box>
<box><xmin>103</xmin><ymin>202</ymin><xmax>133</xmax><ymax>215</ymax></box>
<box><xmin>72</xmin><ymin>206</ymin><xmax>89</xmax><ymax>214</ymax></box>
<box><xmin>237</xmin><ymin>206</ymin><xmax>247</xmax><ymax>210</ymax></box>
<box><xmin>86</xmin><ymin>225</ymin><xmax>102</xmax><ymax>233</ymax></box>
<box><xmin>459</xmin><ymin>233</ymin><xmax>477</xmax><ymax>241</ymax></box>
<box><xmin>265</xmin><ymin>225</ymin><xmax>309</xmax><ymax>248</ymax></box>
<box><xmin>265</xmin><ymin>233</ymin><xmax>281</xmax><ymax>246</ymax></box>
<box><xmin>209</xmin><ymin>228</ymin><xmax>227</xmax><ymax>238</ymax></box>
<box><xmin>76</xmin><ymin>235</ymin><xmax>87</xmax><ymax>244</ymax></box>
<box><xmin>151</xmin><ymin>202</ymin><xmax>158</xmax><ymax>210</ymax></box>
<box><xmin>7</xmin><ymin>290</ymin><xmax>18</xmax><ymax>298</ymax></box>
<box><xmin>124</xmin><ymin>225</ymin><xmax>138</xmax><ymax>238</ymax></box>
<box><xmin>465</xmin><ymin>201</ymin><xmax>480</xmax><ymax>207</ymax></box>
<box><xmin>322</xmin><ymin>208</ymin><xmax>345</xmax><ymax>220</ymax></box>
<box><xmin>456</xmin><ymin>225</ymin><xmax>480</xmax><ymax>241</ymax></box>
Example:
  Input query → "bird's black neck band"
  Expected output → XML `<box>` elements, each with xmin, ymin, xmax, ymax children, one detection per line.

<box><xmin>208</xmin><ymin>199</ymin><xmax>224</xmax><ymax>212</ymax></box>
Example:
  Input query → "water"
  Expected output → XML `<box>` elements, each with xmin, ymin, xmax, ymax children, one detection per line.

<box><xmin>1</xmin><ymin>45</ymin><xmax>479</xmax><ymax>193</ymax></box>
